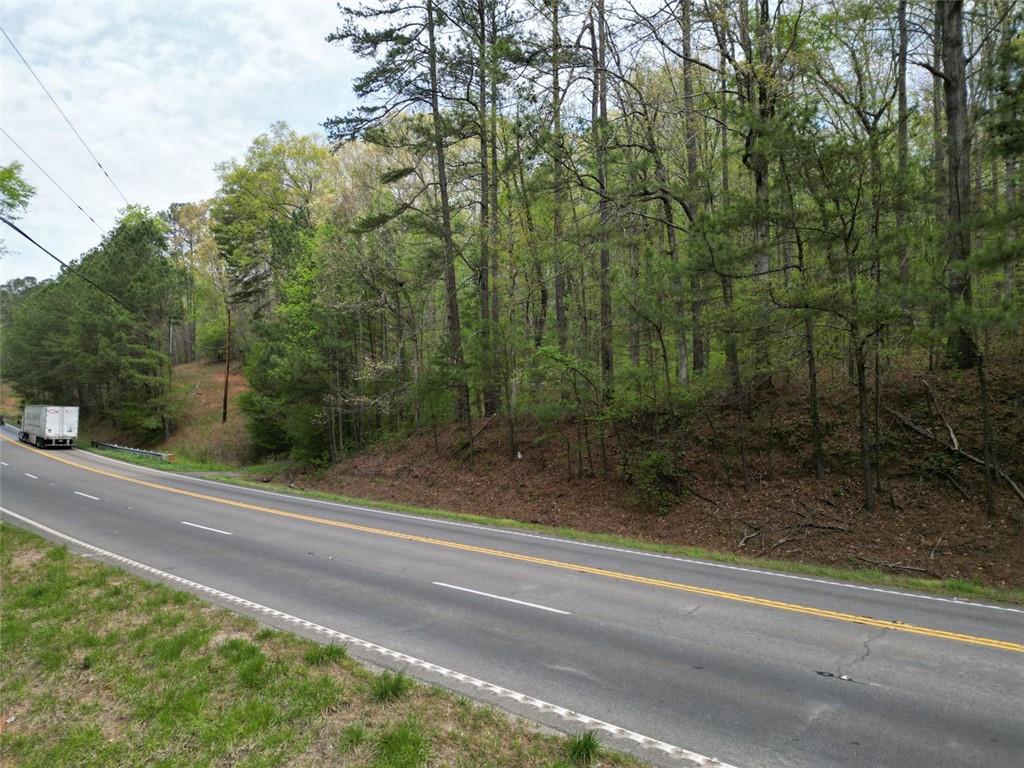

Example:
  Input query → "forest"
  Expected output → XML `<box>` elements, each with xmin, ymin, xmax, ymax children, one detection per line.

<box><xmin>2</xmin><ymin>0</ymin><xmax>1022</xmax><ymax>525</ymax></box>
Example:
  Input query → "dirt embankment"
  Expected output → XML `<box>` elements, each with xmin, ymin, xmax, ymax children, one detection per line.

<box><xmin>285</xmin><ymin>357</ymin><xmax>1024</xmax><ymax>590</ymax></box>
<box><xmin>84</xmin><ymin>361</ymin><xmax>252</xmax><ymax>464</ymax></box>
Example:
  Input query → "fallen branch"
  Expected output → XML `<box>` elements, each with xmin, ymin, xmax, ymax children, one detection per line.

<box><xmin>885</xmin><ymin>406</ymin><xmax>1024</xmax><ymax>506</ymax></box>
<box><xmin>680</xmin><ymin>481</ymin><xmax>720</xmax><ymax>510</ymax></box>
<box><xmin>939</xmin><ymin>469</ymin><xmax>971</xmax><ymax>500</ymax></box>
<box><xmin>853</xmin><ymin>555</ymin><xmax>934</xmax><ymax>576</ymax></box>
<box><xmin>738</xmin><ymin>525</ymin><xmax>761</xmax><ymax>548</ymax></box>
<box><xmin>470</xmin><ymin>414</ymin><xmax>497</xmax><ymax>442</ymax></box>
<box><xmin>919</xmin><ymin>378</ymin><xmax>959</xmax><ymax>450</ymax></box>
<box><xmin>797</xmin><ymin>503</ymin><xmax>853</xmax><ymax>528</ymax></box>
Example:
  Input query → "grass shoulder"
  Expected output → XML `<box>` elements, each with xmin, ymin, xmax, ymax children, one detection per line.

<box><xmin>80</xmin><ymin>446</ymin><xmax>1024</xmax><ymax>607</ymax></box>
<box><xmin>0</xmin><ymin>522</ymin><xmax>639</xmax><ymax>768</ymax></box>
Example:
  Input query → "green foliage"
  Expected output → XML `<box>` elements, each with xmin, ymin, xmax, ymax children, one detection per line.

<box><xmin>2</xmin><ymin>208</ymin><xmax>182</xmax><ymax>439</ymax></box>
<box><xmin>621</xmin><ymin>449</ymin><xmax>683</xmax><ymax>513</ymax></box>
<box><xmin>3</xmin><ymin>0</ymin><xmax>1021</xmax><ymax>529</ymax></box>
<box><xmin>197</xmin><ymin>314</ymin><xmax>227</xmax><ymax>360</ymax></box>
<box><xmin>0</xmin><ymin>161</ymin><xmax>35</xmax><ymax>222</ymax></box>
<box><xmin>983</xmin><ymin>26</ymin><xmax>1024</xmax><ymax>159</ymax></box>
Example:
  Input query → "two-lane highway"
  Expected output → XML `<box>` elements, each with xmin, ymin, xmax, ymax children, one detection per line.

<box><xmin>1</xmin><ymin>428</ymin><xmax>1021</xmax><ymax>767</ymax></box>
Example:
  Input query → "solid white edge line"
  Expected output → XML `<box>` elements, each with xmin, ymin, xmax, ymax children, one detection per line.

<box><xmin>433</xmin><ymin>581</ymin><xmax>571</xmax><ymax>615</ymax></box>
<box><xmin>73</xmin><ymin>491</ymin><xmax>100</xmax><ymax>501</ymax></box>
<box><xmin>0</xmin><ymin>505</ymin><xmax>735</xmax><ymax>767</ymax></box>
<box><xmin>181</xmin><ymin>520</ymin><xmax>233</xmax><ymax>536</ymax></box>
<box><xmin>23</xmin><ymin>472</ymin><xmax>38</xmax><ymax>479</ymax></box>
<box><xmin>72</xmin><ymin>446</ymin><xmax>1023</xmax><ymax>615</ymax></box>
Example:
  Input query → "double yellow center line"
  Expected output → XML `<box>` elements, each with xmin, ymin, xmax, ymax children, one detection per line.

<box><xmin>5</xmin><ymin>435</ymin><xmax>1022</xmax><ymax>653</ymax></box>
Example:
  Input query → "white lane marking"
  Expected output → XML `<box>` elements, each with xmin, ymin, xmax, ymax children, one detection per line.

<box><xmin>77</xmin><ymin>448</ymin><xmax>1023</xmax><ymax>615</ymax></box>
<box><xmin>181</xmin><ymin>521</ymin><xmax>233</xmax><ymax>536</ymax></box>
<box><xmin>433</xmin><ymin>581</ymin><xmax>571</xmax><ymax>615</ymax></box>
<box><xmin>74</xmin><ymin>491</ymin><xmax>100</xmax><ymax>501</ymax></box>
<box><xmin>0</xmin><ymin>506</ymin><xmax>734</xmax><ymax>767</ymax></box>
<box><xmin>1</xmin><ymin>461</ymin><xmax>9</xmax><ymax>466</ymax></box>
<box><xmin>23</xmin><ymin>472</ymin><xmax>38</xmax><ymax>479</ymax></box>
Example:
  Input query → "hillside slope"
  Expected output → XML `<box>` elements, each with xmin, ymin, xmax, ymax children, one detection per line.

<box><xmin>10</xmin><ymin>356</ymin><xmax>1021</xmax><ymax>589</ymax></box>
<box><xmin>80</xmin><ymin>361</ymin><xmax>252</xmax><ymax>465</ymax></box>
<box><xmin>280</xmin><ymin>356</ymin><xmax>1023</xmax><ymax>590</ymax></box>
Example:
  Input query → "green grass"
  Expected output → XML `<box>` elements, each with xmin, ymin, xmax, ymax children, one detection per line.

<box><xmin>371</xmin><ymin>670</ymin><xmax>413</xmax><ymax>703</ymax></box>
<box><xmin>304</xmin><ymin>643</ymin><xmax>348</xmax><ymax>666</ymax></box>
<box><xmin>339</xmin><ymin>722</ymin><xmax>369</xmax><ymax>751</ymax></box>
<box><xmin>565</xmin><ymin>731</ymin><xmax>602</xmax><ymax>766</ymax></box>
<box><xmin>373</xmin><ymin>717</ymin><xmax>430</xmax><ymax>767</ymax></box>
<box><xmin>80</xmin><ymin>446</ymin><xmax>1024</xmax><ymax>606</ymax></box>
<box><xmin>0</xmin><ymin>523</ymin><xmax>641</xmax><ymax>768</ymax></box>
<box><xmin>88</xmin><ymin>446</ymin><xmax>236</xmax><ymax>473</ymax></box>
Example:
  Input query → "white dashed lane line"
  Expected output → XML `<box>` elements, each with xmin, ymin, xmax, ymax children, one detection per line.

<box><xmin>181</xmin><ymin>521</ymin><xmax>233</xmax><ymax>536</ymax></box>
<box><xmin>1</xmin><ymin>461</ymin><xmax>9</xmax><ymax>466</ymax></box>
<box><xmin>433</xmin><ymin>581</ymin><xmax>571</xmax><ymax>615</ymax></box>
<box><xmin>74</xmin><ymin>491</ymin><xmax>100</xmax><ymax>501</ymax></box>
<box><xmin>23</xmin><ymin>472</ymin><xmax>38</xmax><ymax>479</ymax></box>
<box><xmin>0</xmin><ymin>506</ymin><xmax>731</xmax><ymax>767</ymax></box>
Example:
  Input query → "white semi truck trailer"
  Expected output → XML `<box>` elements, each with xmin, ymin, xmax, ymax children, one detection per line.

<box><xmin>19</xmin><ymin>405</ymin><xmax>79</xmax><ymax>448</ymax></box>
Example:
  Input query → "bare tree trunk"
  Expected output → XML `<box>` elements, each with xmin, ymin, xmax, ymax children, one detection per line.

<box><xmin>929</xmin><ymin>3</ymin><xmax>945</xmax><ymax>372</ymax></box>
<box><xmin>805</xmin><ymin>315</ymin><xmax>824</xmax><ymax>480</ymax></box>
<box><xmin>940</xmin><ymin>0</ymin><xmax>977</xmax><ymax>369</ymax></box>
<box><xmin>782</xmin><ymin>157</ymin><xmax>825</xmax><ymax>481</ymax></box>
<box><xmin>427</xmin><ymin>0</ymin><xmax>470</xmax><ymax>421</ymax></box>
<box><xmin>1007</xmin><ymin>158</ymin><xmax>1017</xmax><ymax>301</ymax></box>
<box><xmin>718</xmin><ymin>62</ymin><xmax>741</xmax><ymax>398</ymax></box>
<box><xmin>977</xmin><ymin>336</ymin><xmax>997</xmax><ymax>517</ymax></box>
<box><xmin>477</xmin><ymin>0</ymin><xmax>496</xmax><ymax>416</ymax></box>
<box><xmin>681</xmin><ymin>0</ymin><xmax>705</xmax><ymax>375</ymax></box>
<box><xmin>855</xmin><ymin>341</ymin><xmax>876</xmax><ymax>513</ymax></box>
<box><xmin>512</xmin><ymin>127</ymin><xmax>547</xmax><ymax>347</ymax></box>
<box><xmin>551</xmin><ymin>0</ymin><xmax>567</xmax><ymax>351</ymax></box>
<box><xmin>592</xmin><ymin>3</ymin><xmax>613</xmax><ymax>402</ymax></box>
<box><xmin>745</xmin><ymin>0</ymin><xmax>772</xmax><ymax>370</ymax></box>
<box><xmin>222</xmin><ymin>305</ymin><xmax>231</xmax><ymax>424</ymax></box>
<box><xmin>647</xmin><ymin>120</ymin><xmax>686</xmax><ymax>391</ymax></box>
<box><xmin>488</xmin><ymin>0</ymin><xmax>502</xmax><ymax>413</ymax></box>
<box><xmin>897</xmin><ymin>0</ymin><xmax>910</xmax><ymax>290</ymax></box>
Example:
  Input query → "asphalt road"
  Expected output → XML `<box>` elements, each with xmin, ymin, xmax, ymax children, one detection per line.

<box><xmin>1</xmin><ymin>427</ymin><xmax>1022</xmax><ymax>768</ymax></box>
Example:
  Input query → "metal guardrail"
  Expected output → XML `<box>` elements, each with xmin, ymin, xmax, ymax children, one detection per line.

<box><xmin>91</xmin><ymin>440</ymin><xmax>176</xmax><ymax>462</ymax></box>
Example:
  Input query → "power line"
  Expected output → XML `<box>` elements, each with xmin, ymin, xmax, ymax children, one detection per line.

<box><xmin>0</xmin><ymin>126</ymin><xmax>105</xmax><ymax>232</ymax></box>
<box><xmin>0</xmin><ymin>215</ymin><xmax>139</xmax><ymax>317</ymax></box>
<box><xmin>1</xmin><ymin>25</ymin><xmax>129</xmax><ymax>206</ymax></box>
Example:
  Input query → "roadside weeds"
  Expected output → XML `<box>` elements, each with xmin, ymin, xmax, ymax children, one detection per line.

<box><xmin>0</xmin><ymin>523</ymin><xmax>640</xmax><ymax>768</ymax></box>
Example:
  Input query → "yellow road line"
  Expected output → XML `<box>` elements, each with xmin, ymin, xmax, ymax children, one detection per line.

<box><xmin>5</xmin><ymin>435</ymin><xmax>1022</xmax><ymax>654</ymax></box>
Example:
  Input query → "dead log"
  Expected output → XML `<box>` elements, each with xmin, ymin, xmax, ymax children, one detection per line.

<box><xmin>919</xmin><ymin>377</ymin><xmax>959</xmax><ymax>450</ymax></box>
<box><xmin>853</xmin><ymin>555</ymin><xmax>935</xmax><ymax>577</ymax></box>
<box><xmin>885</xmin><ymin>406</ymin><xmax>1024</xmax><ymax>507</ymax></box>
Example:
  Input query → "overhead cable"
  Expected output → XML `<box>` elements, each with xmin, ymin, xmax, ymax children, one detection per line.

<box><xmin>1</xmin><ymin>25</ymin><xmax>130</xmax><ymax>206</ymax></box>
<box><xmin>1</xmin><ymin>126</ymin><xmax>105</xmax><ymax>232</ymax></box>
<box><xmin>0</xmin><ymin>215</ymin><xmax>140</xmax><ymax>317</ymax></box>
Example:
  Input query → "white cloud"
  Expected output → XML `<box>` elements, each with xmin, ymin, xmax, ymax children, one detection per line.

<box><xmin>1</xmin><ymin>0</ymin><xmax>363</xmax><ymax>281</ymax></box>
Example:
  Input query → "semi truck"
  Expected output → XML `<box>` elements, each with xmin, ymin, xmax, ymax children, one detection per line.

<box><xmin>18</xmin><ymin>405</ymin><xmax>79</xmax><ymax>448</ymax></box>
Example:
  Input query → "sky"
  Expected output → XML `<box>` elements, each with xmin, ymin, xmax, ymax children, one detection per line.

<box><xmin>1</xmin><ymin>0</ymin><xmax>363</xmax><ymax>282</ymax></box>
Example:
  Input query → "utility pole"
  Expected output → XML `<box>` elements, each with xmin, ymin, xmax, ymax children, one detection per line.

<box><xmin>222</xmin><ymin>305</ymin><xmax>231</xmax><ymax>424</ymax></box>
